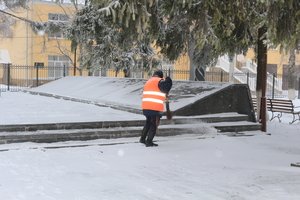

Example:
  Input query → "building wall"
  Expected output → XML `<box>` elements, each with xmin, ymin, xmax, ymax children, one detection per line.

<box><xmin>173</xmin><ymin>54</ymin><xmax>190</xmax><ymax>80</ymax></box>
<box><xmin>170</xmin><ymin>48</ymin><xmax>300</xmax><ymax>80</ymax></box>
<box><xmin>245</xmin><ymin>48</ymin><xmax>300</xmax><ymax>76</ymax></box>
<box><xmin>0</xmin><ymin>8</ymin><xmax>31</xmax><ymax>65</ymax></box>
<box><xmin>0</xmin><ymin>0</ymin><xmax>76</xmax><ymax>67</ymax></box>
<box><xmin>31</xmin><ymin>1</ymin><xmax>76</xmax><ymax>66</ymax></box>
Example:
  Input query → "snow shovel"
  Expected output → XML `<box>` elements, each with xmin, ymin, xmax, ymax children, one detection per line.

<box><xmin>165</xmin><ymin>93</ymin><xmax>172</xmax><ymax>120</ymax></box>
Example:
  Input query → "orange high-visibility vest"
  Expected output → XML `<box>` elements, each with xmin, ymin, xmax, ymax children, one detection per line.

<box><xmin>142</xmin><ymin>77</ymin><xmax>166</xmax><ymax>112</ymax></box>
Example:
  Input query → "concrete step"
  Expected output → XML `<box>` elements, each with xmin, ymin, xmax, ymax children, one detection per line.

<box><xmin>0</xmin><ymin>113</ymin><xmax>249</xmax><ymax>132</ymax></box>
<box><xmin>0</xmin><ymin>121</ymin><xmax>261</xmax><ymax>144</ymax></box>
<box><xmin>0</xmin><ymin>124</ymin><xmax>200</xmax><ymax>144</ymax></box>
<box><xmin>211</xmin><ymin>121</ymin><xmax>261</xmax><ymax>132</ymax></box>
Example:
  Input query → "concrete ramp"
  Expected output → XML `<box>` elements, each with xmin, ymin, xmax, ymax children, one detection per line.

<box><xmin>27</xmin><ymin>76</ymin><xmax>255</xmax><ymax>122</ymax></box>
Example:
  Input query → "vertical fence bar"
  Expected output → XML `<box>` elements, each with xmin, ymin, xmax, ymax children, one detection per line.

<box><xmin>36</xmin><ymin>66</ymin><xmax>39</xmax><ymax>87</ymax></box>
<box><xmin>298</xmin><ymin>77</ymin><xmax>300</xmax><ymax>99</ymax></box>
<box><xmin>73</xmin><ymin>47</ymin><xmax>77</xmax><ymax>76</ymax></box>
<box><xmin>7</xmin><ymin>64</ymin><xmax>10</xmax><ymax>91</ymax></box>
<box><xmin>220</xmin><ymin>71</ymin><xmax>223</xmax><ymax>82</ymax></box>
<box><xmin>63</xmin><ymin>65</ymin><xmax>66</xmax><ymax>77</ymax></box>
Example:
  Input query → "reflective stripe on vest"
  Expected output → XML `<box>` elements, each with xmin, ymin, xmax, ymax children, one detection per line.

<box><xmin>142</xmin><ymin>77</ymin><xmax>166</xmax><ymax>112</ymax></box>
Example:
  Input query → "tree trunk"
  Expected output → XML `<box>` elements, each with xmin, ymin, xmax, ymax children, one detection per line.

<box><xmin>73</xmin><ymin>46</ymin><xmax>77</xmax><ymax>76</ymax></box>
<box><xmin>188</xmin><ymin>35</ymin><xmax>196</xmax><ymax>81</ymax></box>
<box><xmin>288</xmin><ymin>48</ymin><xmax>296</xmax><ymax>99</ymax></box>
<box><xmin>187</xmin><ymin>33</ymin><xmax>208</xmax><ymax>81</ymax></box>
<box><xmin>123</xmin><ymin>68</ymin><xmax>131</xmax><ymax>78</ymax></box>
<box><xmin>229</xmin><ymin>55</ymin><xmax>235</xmax><ymax>83</ymax></box>
<box><xmin>256</xmin><ymin>26</ymin><xmax>268</xmax><ymax>132</ymax></box>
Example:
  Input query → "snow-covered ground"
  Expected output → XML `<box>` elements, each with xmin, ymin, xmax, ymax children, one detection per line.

<box><xmin>0</xmin><ymin>90</ymin><xmax>300</xmax><ymax>199</ymax></box>
<box><xmin>0</xmin><ymin>92</ymin><xmax>143</xmax><ymax>125</ymax></box>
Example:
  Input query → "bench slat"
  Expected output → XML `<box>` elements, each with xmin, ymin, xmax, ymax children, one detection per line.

<box><xmin>271</xmin><ymin>108</ymin><xmax>293</xmax><ymax>113</ymax></box>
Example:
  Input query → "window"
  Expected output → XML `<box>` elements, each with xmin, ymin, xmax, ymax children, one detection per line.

<box><xmin>48</xmin><ymin>13</ymin><xmax>69</xmax><ymax>39</ymax></box>
<box><xmin>41</xmin><ymin>0</ymin><xmax>73</xmax><ymax>4</ymax></box>
<box><xmin>48</xmin><ymin>13</ymin><xmax>59</xmax><ymax>21</ymax></box>
<box><xmin>48</xmin><ymin>31</ymin><xmax>65</xmax><ymax>38</ymax></box>
<box><xmin>48</xmin><ymin>55</ymin><xmax>70</xmax><ymax>78</ymax></box>
<box><xmin>48</xmin><ymin>13</ymin><xmax>69</xmax><ymax>22</ymax></box>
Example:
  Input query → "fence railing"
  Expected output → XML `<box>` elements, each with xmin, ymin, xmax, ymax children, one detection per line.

<box><xmin>1</xmin><ymin>64</ymin><xmax>299</xmax><ymax>99</ymax></box>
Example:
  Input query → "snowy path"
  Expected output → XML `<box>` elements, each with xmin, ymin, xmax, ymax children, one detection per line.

<box><xmin>0</xmin><ymin>122</ymin><xmax>299</xmax><ymax>200</ymax></box>
<box><xmin>1</xmin><ymin>84</ymin><xmax>300</xmax><ymax>199</ymax></box>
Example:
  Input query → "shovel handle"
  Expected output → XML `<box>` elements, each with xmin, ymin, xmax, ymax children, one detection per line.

<box><xmin>165</xmin><ymin>93</ymin><xmax>172</xmax><ymax>120</ymax></box>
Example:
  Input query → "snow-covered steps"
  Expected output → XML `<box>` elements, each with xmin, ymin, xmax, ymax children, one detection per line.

<box><xmin>0</xmin><ymin>124</ymin><xmax>198</xmax><ymax>144</ymax></box>
<box><xmin>0</xmin><ymin>121</ymin><xmax>260</xmax><ymax>144</ymax></box>
<box><xmin>0</xmin><ymin>113</ymin><xmax>250</xmax><ymax>132</ymax></box>
<box><xmin>0</xmin><ymin>113</ymin><xmax>261</xmax><ymax>144</ymax></box>
<box><xmin>164</xmin><ymin>113</ymin><xmax>250</xmax><ymax>124</ymax></box>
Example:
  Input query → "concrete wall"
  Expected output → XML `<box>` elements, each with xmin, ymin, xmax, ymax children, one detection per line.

<box><xmin>173</xmin><ymin>84</ymin><xmax>256</xmax><ymax>122</ymax></box>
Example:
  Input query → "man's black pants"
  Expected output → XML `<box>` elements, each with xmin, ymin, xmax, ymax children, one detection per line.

<box><xmin>141</xmin><ymin>110</ymin><xmax>162</xmax><ymax>143</ymax></box>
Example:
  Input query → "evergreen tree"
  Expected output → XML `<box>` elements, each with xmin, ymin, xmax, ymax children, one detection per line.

<box><xmin>0</xmin><ymin>0</ymin><xmax>28</xmax><ymax>36</ymax></box>
<box><xmin>70</xmin><ymin>1</ymin><xmax>160</xmax><ymax>76</ymax></box>
<box><xmin>70</xmin><ymin>0</ymin><xmax>300</xmax><ymax>127</ymax></box>
<box><xmin>0</xmin><ymin>0</ymin><xmax>27</xmax><ymax>8</ymax></box>
<box><xmin>267</xmin><ymin>0</ymin><xmax>300</xmax><ymax>95</ymax></box>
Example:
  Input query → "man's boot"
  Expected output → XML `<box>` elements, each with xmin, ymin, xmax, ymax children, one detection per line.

<box><xmin>145</xmin><ymin>141</ymin><xmax>158</xmax><ymax>147</ymax></box>
<box><xmin>139</xmin><ymin>137</ymin><xmax>146</xmax><ymax>144</ymax></box>
<box><xmin>140</xmin><ymin>128</ymin><xmax>148</xmax><ymax>144</ymax></box>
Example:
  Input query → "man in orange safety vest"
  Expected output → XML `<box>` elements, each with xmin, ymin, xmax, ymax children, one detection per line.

<box><xmin>140</xmin><ymin>70</ymin><xmax>172</xmax><ymax>147</ymax></box>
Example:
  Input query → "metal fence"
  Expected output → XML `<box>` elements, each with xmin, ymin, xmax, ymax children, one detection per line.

<box><xmin>1</xmin><ymin>64</ymin><xmax>299</xmax><ymax>99</ymax></box>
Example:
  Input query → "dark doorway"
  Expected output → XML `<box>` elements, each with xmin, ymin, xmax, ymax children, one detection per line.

<box><xmin>282</xmin><ymin>65</ymin><xmax>300</xmax><ymax>90</ymax></box>
<box><xmin>267</xmin><ymin>64</ymin><xmax>277</xmax><ymax>76</ymax></box>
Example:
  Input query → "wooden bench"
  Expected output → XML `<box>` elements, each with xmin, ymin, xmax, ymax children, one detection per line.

<box><xmin>269</xmin><ymin>99</ymin><xmax>300</xmax><ymax>124</ymax></box>
<box><xmin>251</xmin><ymin>97</ymin><xmax>271</xmax><ymax>112</ymax></box>
<box><xmin>251</xmin><ymin>98</ymin><xmax>300</xmax><ymax>124</ymax></box>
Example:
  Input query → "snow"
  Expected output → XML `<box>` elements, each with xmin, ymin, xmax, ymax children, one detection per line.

<box><xmin>0</xmin><ymin>78</ymin><xmax>300</xmax><ymax>200</ymax></box>
<box><xmin>28</xmin><ymin>76</ymin><xmax>230</xmax><ymax>111</ymax></box>
<box><xmin>0</xmin><ymin>91</ymin><xmax>143</xmax><ymax>125</ymax></box>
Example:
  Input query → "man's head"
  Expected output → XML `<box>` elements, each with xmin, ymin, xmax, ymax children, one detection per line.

<box><xmin>153</xmin><ymin>70</ymin><xmax>163</xmax><ymax>78</ymax></box>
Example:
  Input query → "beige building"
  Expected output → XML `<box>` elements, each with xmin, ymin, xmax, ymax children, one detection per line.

<box><xmin>246</xmin><ymin>48</ymin><xmax>300</xmax><ymax>76</ymax></box>
<box><xmin>172</xmin><ymin>48</ymin><xmax>300</xmax><ymax>83</ymax></box>
<box><xmin>0</xmin><ymin>0</ymin><xmax>77</xmax><ymax>78</ymax></box>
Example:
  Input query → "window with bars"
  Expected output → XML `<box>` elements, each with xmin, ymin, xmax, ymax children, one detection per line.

<box><xmin>48</xmin><ymin>55</ymin><xmax>70</xmax><ymax>78</ymax></box>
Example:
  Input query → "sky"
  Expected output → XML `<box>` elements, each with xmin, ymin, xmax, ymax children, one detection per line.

<box><xmin>0</xmin><ymin>77</ymin><xmax>300</xmax><ymax>200</ymax></box>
